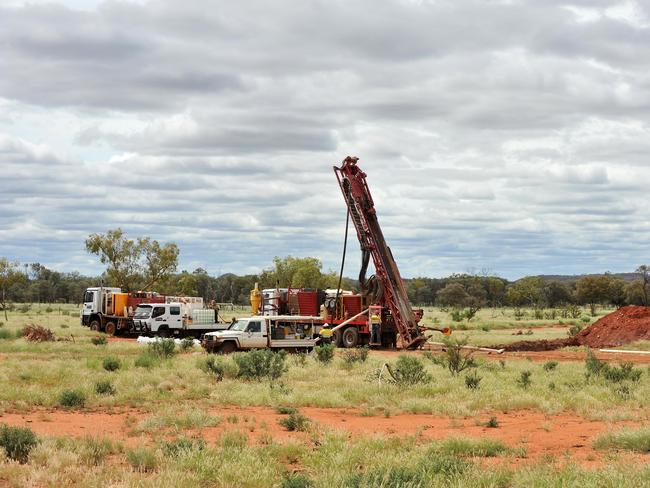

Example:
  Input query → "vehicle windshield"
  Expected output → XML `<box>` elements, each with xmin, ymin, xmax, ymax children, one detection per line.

<box><xmin>134</xmin><ymin>305</ymin><xmax>152</xmax><ymax>319</ymax></box>
<box><xmin>229</xmin><ymin>320</ymin><xmax>249</xmax><ymax>331</ymax></box>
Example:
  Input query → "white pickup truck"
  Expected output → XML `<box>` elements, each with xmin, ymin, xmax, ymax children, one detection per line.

<box><xmin>201</xmin><ymin>315</ymin><xmax>321</xmax><ymax>353</ymax></box>
<box><xmin>133</xmin><ymin>303</ymin><xmax>229</xmax><ymax>337</ymax></box>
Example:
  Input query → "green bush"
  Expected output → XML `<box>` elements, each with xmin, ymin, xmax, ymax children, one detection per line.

<box><xmin>91</xmin><ymin>336</ymin><xmax>107</xmax><ymax>346</ymax></box>
<box><xmin>59</xmin><ymin>389</ymin><xmax>86</xmax><ymax>408</ymax></box>
<box><xmin>517</xmin><ymin>370</ymin><xmax>532</xmax><ymax>389</ymax></box>
<box><xmin>341</xmin><ymin>346</ymin><xmax>369</xmax><ymax>365</ymax></box>
<box><xmin>134</xmin><ymin>352</ymin><xmax>158</xmax><ymax>369</ymax></box>
<box><xmin>275</xmin><ymin>406</ymin><xmax>298</xmax><ymax>415</ymax></box>
<box><xmin>485</xmin><ymin>416</ymin><xmax>499</xmax><ymax>428</ymax></box>
<box><xmin>0</xmin><ymin>329</ymin><xmax>12</xmax><ymax>340</ymax></box>
<box><xmin>198</xmin><ymin>356</ymin><xmax>226</xmax><ymax>381</ymax></box>
<box><xmin>442</xmin><ymin>337</ymin><xmax>476</xmax><ymax>375</ymax></box>
<box><xmin>581</xmin><ymin>316</ymin><xmax>591</xmax><ymax>323</ymax></box>
<box><xmin>543</xmin><ymin>361</ymin><xmax>558</xmax><ymax>371</ymax></box>
<box><xmin>464</xmin><ymin>370</ymin><xmax>482</xmax><ymax>389</ymax></box>
<box><xmin>585</xmin><ymin>349</ymin><xmax>605</xmax><ymax>378</ymax></box>
<box><xmin>603</xmin><ymin>362</ymin><xmax>642</xmax><ymax>383</ymax></box>
<box><xmin>45</xmin><ymin>306</ymin><xmax>53</xmax><ymax>313</ymax></box>
<box><xmin>281</xmin><ymin>474</ymin><xmax>313</xmax><ymax>488</ymax></box>
<box><xmin>568</xmin><ymin>324</ymin><xmax>583</xmax><ymax>337</ymax></box>
<box><xmin>234</xmin><ymin>349</ymin><xmax>287</xmax><ymax>381</ymax></box>
<box><xmin>180</xmin><ymin>337</ymin><xmax>195</xmax><ymax>352</ymax></box>
<box><xmin>102</xmin><ymin>357</ymin><xmax>121</xmax><ymax>372</ymax></box>
<box><xmin>594</xmin><ymin>427</ymin><xmax>650</xmax><ymax>452</ymax></box>
<box><xmin>278</xmin><ymin>412</ymin><xmax>310</xmax><ymax>432</ymax></box>
<box><xmin>18</xmin><ymin>304</ymin><xmax>30</xmax><ymax>313</ymax></box>
<box><xmin>77</xmin><ymin>436</ymin><xmax>115</xmax><ymax>466</ymax></box>
<box><xmin>315</xmin><ymin>343</ymin><xmax>335</xmax><ymax>363</ymax></box>
<box><xmin>0</xmin><ymin>424</ymin><xmax>38</xmax><ymax>463</ymax></box>
<box><xmin>126</xmin><ymin>445</ymin><xmax>157</xmax><ymax>472</ymax></box>
<box><xmin>94</xmin><ymin>380</ymin><xmax>116</xmax><ymax>396</ymax></box>
<box><xmin>149</xmin><ymin>339</ymin><xmax>176</xmax><ymax>358</ymax></box>
<box><xmin>391</xmin><ymin>355</ymin><xmax>431</xmax><ymax>386</ymax></box>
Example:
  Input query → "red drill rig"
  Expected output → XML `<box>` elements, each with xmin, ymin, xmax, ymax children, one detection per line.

<box><xmin>331</xmin><ymin>156</ymin><xmax>432</xmax><ymax>349</ymax></box>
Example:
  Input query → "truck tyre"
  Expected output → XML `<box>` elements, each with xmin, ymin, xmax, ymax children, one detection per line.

<box><xmin>342</xmin><ymin>327</ymin><xmax>359</xmax><ymax>348</ymax></box>
<box><xmin>105</xmin><ymin>322</ymin><xmax>116</xmax><ymax>336</ymax></box>
<box><xmin>218</xmin><ymin>342</ymin><xmax>236</xmax><ymax>354</ymax></box>
<box><xmin>89</xmin><ymin>320</ymin><xmax>101</xmax><ymax>332</ymax></box>
<box><xmin>158</xmin><ymin>326</ymin><xmax>170</xmax><ymax>338</ymax></box>
<box><xmin>332</xmin><ymin>330</ymin><xmax>343</xmax><ymax>347</ymax></box>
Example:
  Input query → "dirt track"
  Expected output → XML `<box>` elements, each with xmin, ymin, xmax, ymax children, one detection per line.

<box><xmin>0</xmin><ymin>406</ymin><xmax>642</xmax><ymax>466</ymax></box>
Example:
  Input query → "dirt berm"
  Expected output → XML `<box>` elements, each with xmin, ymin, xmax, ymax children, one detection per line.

<box><xmin>497</xmin><ymin>306</ymin><xmax>650</xmax><ymax>352</ymax></box>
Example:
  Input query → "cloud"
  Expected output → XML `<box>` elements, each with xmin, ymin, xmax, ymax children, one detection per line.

<box><xmin>0</xmin><ymin>0</ymin><xmax>649</xmax><ymax>280</ymax></box>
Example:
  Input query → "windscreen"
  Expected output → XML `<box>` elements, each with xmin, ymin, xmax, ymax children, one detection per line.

<box><xmin>134</xmin><ymin>305</ymin><xmax>153</xmax><ymax>319</ymax></box>
<box><xmin>229</xmin><ymin>320</ymin><xmax>249</xmax><ymax>331</ymax></box>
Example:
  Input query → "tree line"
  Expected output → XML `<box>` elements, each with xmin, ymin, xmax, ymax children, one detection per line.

<box><xmin>0</xmin><ymin>229</ymin><xmax>648</xmax><ymax>314</ymax></box>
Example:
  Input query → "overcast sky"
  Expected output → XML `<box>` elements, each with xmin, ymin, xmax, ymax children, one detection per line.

<box><xmin>1</xmin><ymin>0</ymin><xmax>649</xmax><ymax>280</ymax></box>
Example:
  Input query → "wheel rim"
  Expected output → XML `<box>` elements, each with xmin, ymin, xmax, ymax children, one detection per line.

<box><xmin>105</xmin><ymin>323</ymin><xmax>116</xmax><ymax>336</ymax></box>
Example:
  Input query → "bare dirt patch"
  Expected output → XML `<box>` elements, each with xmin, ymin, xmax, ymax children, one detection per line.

<box><xmin>0</xmin><ymin>406</ymin><xmax>641</xmax><ymax>465</ymax></box>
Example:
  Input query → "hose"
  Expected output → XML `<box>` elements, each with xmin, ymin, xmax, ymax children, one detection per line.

<box><xmin>334</xmin><ymin>208</ymin><xmax>350</xmax><ymax>315</ymax></box>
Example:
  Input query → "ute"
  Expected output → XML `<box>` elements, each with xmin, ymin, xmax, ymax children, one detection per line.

<box><xmin>201</xmin><ymin>315</ymin><xmax>320</xmax><ymax>354</ymax></box>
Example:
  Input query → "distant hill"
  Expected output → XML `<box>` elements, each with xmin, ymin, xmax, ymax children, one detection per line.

<box><xmin>528</xmin><ymin>273</ymin><xmax>640</xmax><ymax>284</ymax></box>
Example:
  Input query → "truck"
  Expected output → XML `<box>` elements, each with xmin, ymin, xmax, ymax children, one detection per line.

<box><xmin>80</xmin><ymin>286</ymin><xmax>220</xmax><ymax>336</ymax></box>
<box><xmin>133</xmin><ymin>302</ymin><xmax>229</xmax><ymax>337</ymax></box>
<box><xmin>201</xmin><ymin>315</ymin><xmax>320</xmax><ymax>353</ymax></box>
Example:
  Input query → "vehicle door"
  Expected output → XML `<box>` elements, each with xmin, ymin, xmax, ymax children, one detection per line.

<box><xmin>169</xmin><ymin>305</ymin><xmax>183</xmax><ymax>329</ymax></box>
<box><xmin>151</xmin><ymin>306</ymin><xmax>167</xmax><ymax>331</ymax></box>
<box><xmin>242</xmin><ymin>319</ymin><xmax>267</xmax><ymax>348</ymax></box>
<box><xmin>81</xmin><ymin>289</ymin><xmax>96</xmax><ymax>322</ymax></box>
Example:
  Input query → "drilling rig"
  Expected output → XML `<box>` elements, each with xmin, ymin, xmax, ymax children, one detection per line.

<box><xmin>331</xmin><ymin>156</ymin><xmax>428</xmax><ymax>350</ymax></box>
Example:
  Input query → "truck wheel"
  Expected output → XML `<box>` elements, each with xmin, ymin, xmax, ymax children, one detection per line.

<box><xmin>105</xmin><ymin>322</ymin><xmax>116</xmax><ymax>336</ymax></box>
<box><xmin>89</xmin><ymin>320</ymin><xmax>100</xmax><ymax>332</ymax></box>
<box><xmin>218</xmin><ymin>342</ymin><xmax>236</xmax><ymax>354</ymax></box>
<box><xmin>342</xmin><ymin>328</ymin><xmax>359</xmax><ymax>348</ymax></box>
<box><xmin>332</xmin><ymin>330</ymin><xmax>343</xmax><ymax>347</ymax></box>
<box><xmin>158</xmin><ymin>326</ymin><xmax>170</xmax><ymax>338</ymax></box>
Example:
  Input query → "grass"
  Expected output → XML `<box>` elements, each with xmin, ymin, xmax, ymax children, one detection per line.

<box><xmin>0</xmin><ymin>303</ymin><xmax>649</xmax><ymax>486</ymax></box>
<box><xmin>594</xmin><ymin>427</ymin><xmax>650</xmax><ymax>452</ymax></box>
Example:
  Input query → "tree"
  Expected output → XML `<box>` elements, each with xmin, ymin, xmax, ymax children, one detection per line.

<box><xmin>506</xmin><ymin>277</ymin><xmax>545</xmax><ymax>307</ymax></box>
<box><xmin>0</xmin><ymin>258</ymin><xmax>27</xmax><ymax>320</ymax></box>
<box><xmin>259</xmin><ymin>256</ymin><xmax>336</xmax><ymax>289</ymax></box>
<box><xmin>575</xmin><ymin>275</ymin><xmax>612</xmax><ymax>315</ymax></box>
<box><xmin>436</xmin><ymin>283</ymin><xmax>469</xmax><ymax>308</ymax></box>
<box><xmin>85</xmin><ymin>228</ymin><xmax>179</xmax><ymax>292</ymax></box>
<box><xmin>436</xmin><ymin>281</ymin><xmax>486</xmax><ymax>320</ymax></box>
<box><xmin>635</xmin><ymin>265</ymin><xmax>649</xmax><ymax>306</ymax></box>
<box><xmin>625</xmin><ymin>280</ymin><xmax>646</xmax><ymax>306</ymax></box>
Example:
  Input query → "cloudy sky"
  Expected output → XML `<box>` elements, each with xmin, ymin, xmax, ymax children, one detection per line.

<box><xmin>1</xmin><ymin>0</ymin><xmax>649</xmax><ymax>280</ymax></box>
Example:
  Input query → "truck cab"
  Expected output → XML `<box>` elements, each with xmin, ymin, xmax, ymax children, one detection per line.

<box><xmin>81</xmin><ymin>287</ymin><xmax>121</xmax><ymax>330</ymax></box>
<box><xmin>201</xmin><ymin>315</ymin><xmax>320</xmax><ymax>354</ymax></box>
<box><xmin>133</xmin><ymin>302</ymin><xmax>225</xmax><ymax>337</ymax></box>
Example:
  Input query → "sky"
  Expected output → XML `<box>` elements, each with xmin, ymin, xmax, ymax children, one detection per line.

<box><xmin>0</xmin><ymin>0</ymin><xmax>649</xmax><ymax>281</ymax></box>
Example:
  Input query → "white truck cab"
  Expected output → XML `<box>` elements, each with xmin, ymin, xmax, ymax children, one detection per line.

<box><xmin>201</xmin><ymin>315</ymin><xmax>320</xmax><ymax>353</ymax></box>
<box><xmin>81</xmin><ymin>286</ymin><xmax>122</xmax><ymax>331</ymax></box>
<box><xmin>133</xmin><ymin>302</ymin><xmax>227</xmax><ymax>337</ymax></box>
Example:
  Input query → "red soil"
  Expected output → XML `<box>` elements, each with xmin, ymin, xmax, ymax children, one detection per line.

<box><xmin>500</xmin><ymin>306</ymin><xmax>650</xmax><ymax>352</ymax></box>
<box><xmin>0</xmin><ymin>406</ymin><xmax>643</xmax><ymax>466</ymax></box>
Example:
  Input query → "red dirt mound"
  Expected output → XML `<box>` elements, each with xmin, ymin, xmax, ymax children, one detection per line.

<box><xmin>499</xmin><ymin>306</ymin><xmax>650</xmax><ymax>352</ymax></box>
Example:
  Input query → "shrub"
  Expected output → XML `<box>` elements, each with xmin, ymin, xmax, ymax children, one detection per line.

<box><xmin>21</xmin><ymin>324</ymin><xmax>54</xmax><ymax>342</ymax></box>
<box><xmin>315</xmin><ymin>343</ymin><xmax>335</xmax><ymax>363</ymax></box>
<box><xmin>94</xmin><ymin>380</ymin><xmax>116</xmax><ymax>396</ymax></box>
<box><xmin>278</xmin><ymin>413</ymin><xmax>310</xmax><ymax>432</ymax></box>
<box><xmin>585</xmin><ymin>349</ymin><xmax>605</xmax><ymax>378</ymax></box>
<box><xmin>450</xmin><ymin>310</ymin><xmax>464</xmax><ymax>322</ymax></box>
<box><xmin>163</xmin><ymin>437</ymin><xmax>205</xmax><ymax>458</ymax></box>
<box><xmin>281</xmin><ymin>474</ymin><xmax>313</xmax><ymax>488</ymax></box>
<box><xmin>603</xmin><ymin>362</ymin><xmax>642</xmax><ymax>383</ymax></box>
<box><xmin>91</xmin><ymin>336</ymin><xmax>107</xmax><ymax>346</ymax></box>
<box><xmin>60</xmin><ymin>324</ymin><xmax>69</xmax><ymax>329</ymax></box>
<box><xmin>292</xmin><ymin>352</ymin><xmax>308</xmax><ymax>367</ymax></box>
<box><xmin>275</xmin><ymin>406</ymin><xmax>298</xmax><ymax>415</ymax></box>
<box><xmin>134</xmin><ymin>352</ymin><xmax>158</xmax><ymax>369</ymax></box>
<box><xmin>59</xmin><ymin>389</ymin><xmax>86</xmax><ymax>408</ymax></box>
<box><xmin>234</xmin><ymin>349</ymin><xmax>287</xmax><ymax>381</ymax></box>
<box><xmin>149</xmin><ymin>338</ymin><xmax>176</xmax><ymax>358</ymax></box>
<box><xmin>464</xmin><ymin>370</ymin><xmax>482</xmax><ymax>390</ymax></box>
<box><xmin>485</xmin><ymin>417</ymin><xmax>499</xmax><ymax>428</ymax></box>
<box><xmin>0</xmin><ymin>424</ymin><xmax>38</xmax><ymax>463</ymax></box>
<box><xmin>443</xmin><ymin>337</ymin><xmax>476</xmax><ymax>375</ymax></box>
<box><xmin>568</xmin><ymin>324</ymin><xmax>583</xmax><ymax>337</ymax></box>
<box><xmin>341</xmin><ymin>346</ymin><xmax>369</xmax><ymax>365</ymax></box>
<box><xmin>126</xmin><ymin>445</ymin><xmax>157</xmax><ymax>472</ymax></box>
<box><xmin>517</xmin><ymin>370</ymin><xmax>532</xmax><ymax>389</ymax></box>
<box><xmin>45</xmin><ymin>306</ymin><xmax>53</xmax><ymax>313</ymax></box>
<box><xmin>390</xmin><ymin>355</ymin><xmax>431</xmax><ymax>386</ymax></box>
<box><xmin>18</xmin><ymin>304</ymin><xmax>30</xmax><ymax>313</ymax></box>
<box><xmin>180</xmin><ymin>337</ymin><xmax>195</xmax><ymax>352</ymax></box>
<box><xmin>198</xmin><ymin>356</ymin><xmax>226</xmax><ymax>381</ymax></box>
<box><xmin>0</xmin><ymin>329</ymin><xmax>12</xmax><ymax>340</ymax></box>
<box><xmin>581</xmin><ymin>316</ymin><xmax>591</xmax><ymax>323</ymax></box>
<box><xmin>542</xmin><ymin>361</ymin><xmax>558</xmax><ymax>372</ymax></box>
<box><xmin>78</xmin><ymin>436</ymin><xmax>115</xmax><ymax>466</ymax></box>
<box><xmin>436</xmin><ymin>437</ymin><xmax>511</xmax><ymax>457</ymax></box>
<box><xmin>0</xmin><ymin>321</ymin><xmax>3</xmax><ymax>327</ymax></box>
<box><xmin>102</xmin><ymin>357</ymin><xmax>121</xmax><ymax>372</ymax></box>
